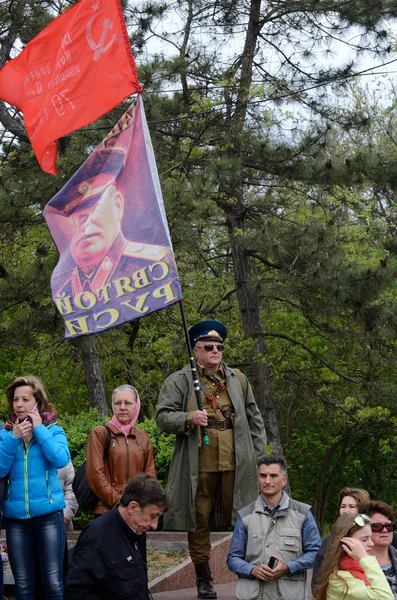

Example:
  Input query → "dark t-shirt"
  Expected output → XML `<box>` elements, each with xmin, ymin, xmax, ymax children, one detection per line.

<box><xmin>382</xmin><ymin>562</ymin><xmax>397</xmax><ymax>599</ymax></box>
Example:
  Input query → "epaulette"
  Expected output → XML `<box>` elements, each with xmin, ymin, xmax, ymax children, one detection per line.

<box><xmin>123</xmin><ymin>241</ymin><xmax>169</xmax><ymax>261</ymax></box>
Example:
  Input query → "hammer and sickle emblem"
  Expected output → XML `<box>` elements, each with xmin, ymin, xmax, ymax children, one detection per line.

<box><xmin>86</xmin><ymin>9</ymin><xmax>120</xmax><ymax>61</ymax></box>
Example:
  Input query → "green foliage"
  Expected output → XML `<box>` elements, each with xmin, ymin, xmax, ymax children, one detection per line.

<box><xmin>4</xmin><ymin>0</ymin><xmax>397</xmax><ymax>536</ymax></box>
<box><xmin>58</xmin><ymin>409</ymin><xmax>107</xmax><ymax>466</ymax></box>
<box><xmin>136</xmin><ymin>419</ymin><xmax>175</xmax><ymax>487</ymax></box>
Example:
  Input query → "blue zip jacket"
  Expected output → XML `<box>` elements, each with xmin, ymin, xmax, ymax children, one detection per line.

<box><xmin>0</xmin><ymin>423</ymin><xmax>70</xmax><ymax>519</ymax></box>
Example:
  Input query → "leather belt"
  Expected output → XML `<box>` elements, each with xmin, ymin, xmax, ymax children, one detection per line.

<box><xmin>206</xmin><ymin>418</ymin><xmax>233</xmax><ymax>430</ymax></box>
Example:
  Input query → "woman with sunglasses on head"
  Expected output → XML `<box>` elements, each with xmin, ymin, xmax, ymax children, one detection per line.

<box><xmin>315</xmin><ymin>513</ymin><xmax>393</xmax><ymax>600</ymax></box>
<box><xmin>364</xmin><ymin>501</ymin><xmax>397</xmax><ymax>599</ymax></box>
<box><xmin>312</xmin><ymin>487</ymin><xmax>371</xmax><ymax>594</ymax></box>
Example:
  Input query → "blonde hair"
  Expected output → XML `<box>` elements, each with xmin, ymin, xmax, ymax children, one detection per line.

<box><xmin>6</xmin><ymin>375</ymin><xmax>50</xmax><ymax>413</ymax></box>
<box><xmin>315</xmin><ymin>514</ymin><xmax>369</xmax><ymax>600</ymax></box>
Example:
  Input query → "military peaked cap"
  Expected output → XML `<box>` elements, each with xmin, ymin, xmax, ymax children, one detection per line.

<box><xmin>50</xmin><ymin>145</ymin><xmax>126</xmax><ymax>217</ymax></box>
<box><xmin>188</xmin><ymin>319</ymin><xmax>228</xmax><ymax>347</ymax></box>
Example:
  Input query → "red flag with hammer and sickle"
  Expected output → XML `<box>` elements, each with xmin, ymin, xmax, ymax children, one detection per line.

<box><xmin>0</xmin><ymin>0</ymin><xmax>141</xmax><ymax>175</ymax></box>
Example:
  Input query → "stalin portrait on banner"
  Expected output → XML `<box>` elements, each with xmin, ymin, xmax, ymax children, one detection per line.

<box><xmin>44</xmin><ymin>99</ymin><xmax>182</xmax><ymax>337</ymax></box>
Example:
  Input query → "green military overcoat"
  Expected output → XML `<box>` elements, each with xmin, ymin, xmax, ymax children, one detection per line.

<box><xmin>155</xmin><ymin>363</ymin><xmax>267</xmax><ymax>531</ymax></box>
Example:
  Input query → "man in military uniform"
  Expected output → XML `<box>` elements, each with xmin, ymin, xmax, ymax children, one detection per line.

<box><xmin>156</xmin><ymin>320</ymin><xmax>266</xmax><ymax>600</ymax></box>
<box><xmin>50</xmin><ymin>144</ymin><xmax>170</xmax><ymax>300</ymax></box>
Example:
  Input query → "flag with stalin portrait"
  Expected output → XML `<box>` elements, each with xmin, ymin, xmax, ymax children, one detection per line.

<box><xmin>0</xmin><ymin>0</ymin><xmax>141</xmax><ymax>175</ymax></box>
<box><xmin>44</xmin><ymin>96</ymin><xmax>182</xmax><ymax>338</ymax></box>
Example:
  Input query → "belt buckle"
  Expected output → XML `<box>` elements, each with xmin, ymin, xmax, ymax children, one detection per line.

<box><xmin>217</xmin><ymin>420</ymin><xmax>226</xmax><ymax>431</ymax></box>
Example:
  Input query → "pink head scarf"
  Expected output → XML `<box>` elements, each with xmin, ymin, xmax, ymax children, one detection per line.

<box><xmin>110</xmin><ymin>385</ymin><xmax>141</xmax><ymax>436</ymax></box>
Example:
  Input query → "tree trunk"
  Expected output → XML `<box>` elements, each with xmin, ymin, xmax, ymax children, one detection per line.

<box><xmin>227</xmin><ymin>211</ymin><xmax>283</xmax><ymax>456</ymax></box>
<box><xmin>73</xmin><ymin>335</ymin><xmax>108</xmax><ymax>416</ymax></box>
<box><xmin>312</xmin><ymin>435</ymin><xmax>364</xmax><ymax>533</ymax></box>
<box><xmin>218</xmin><ymin>0</ymin><xmax>284</xmax><ymax>458</ymax></box>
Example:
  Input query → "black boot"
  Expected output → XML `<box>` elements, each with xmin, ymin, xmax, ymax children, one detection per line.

<box><xmin>194</xmin><ymin>562</ymin><xmax>217</xmax><ymax>600</ymax></box>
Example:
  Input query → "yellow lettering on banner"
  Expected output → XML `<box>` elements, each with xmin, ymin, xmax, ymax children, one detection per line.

<box><xmin>55</xmin><ymin>294</ymin><xmax>75</xmax><ymax>315</ymax></box>
<box><xmin>149</xmin><ymin>261</ymin><xmax>169</xmax><ymax>281</ymax></box>
<box><xmin>132</xmin><ymin>268</ymin><xmax>151</xmax><ymax>289</ymax></box>
<box><xmin>113</xmin><ymin>277</ymin><xmax>136</xmax><ymax>297</ymax></box>
<box><xmin>75</xmin><ymin>292</ymin><xmax>97</xmax><ymax>310</ymax></box>
<box><xmin>152</xmin><ymin>283</ymin><xmax>177</xmax><ymax>304</ymax></box>
<box><xmin>97</xmin><ymin>283</ymin><xmax>112</xmax><ymax>303</ymax></box>
<box><xmin>104</xmin><ymin>111</ymin><xmax>134</xmax><ymax>144</ymax></box>
<box><xmin>121</xmin><ymin>293</ymin><xmax>150</xmax><ymax>315</ymax></box>
<box><xmin>94</xmin><ymin>309</ymin><xmax>120</xmax><ymax>329</ymax></box>
<box><xmin>65</xmin><ymin>317</ymin><xmax>92</xmax><ymax>336</ymax></box>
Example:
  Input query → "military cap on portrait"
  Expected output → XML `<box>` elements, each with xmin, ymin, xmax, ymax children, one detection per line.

<box><xmin>49</xmin><ymin>145</ymin><xmax>127</xmax><ymax>217</ymax></box>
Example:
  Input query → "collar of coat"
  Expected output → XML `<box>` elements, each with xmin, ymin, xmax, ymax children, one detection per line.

<box><xmin>106</xmin><ymin>421</ymin><xmax>137</xmax><ymax>438</ymax></box>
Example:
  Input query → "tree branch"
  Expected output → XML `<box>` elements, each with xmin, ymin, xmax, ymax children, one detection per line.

<box><xmin>263</xmin><ymin>331</ymin><xmax>359</xmax><ymax>382</ymax></box>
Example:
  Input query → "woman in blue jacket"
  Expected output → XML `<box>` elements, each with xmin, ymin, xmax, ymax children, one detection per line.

<box><xmin>0</xmin><ymin>375</ymin><xmax>70</xmax><ymax>600</ymax></box>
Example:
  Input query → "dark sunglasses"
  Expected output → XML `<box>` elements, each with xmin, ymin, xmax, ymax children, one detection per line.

<box><xmin>371</xmin><ymin>522</ymin><xmax>395</xmax><ymax>533</ymax></box>
<box><xmin>198</xmin><ymin>344</ymin><xmax>224</xmax><ymax>352</ymax></box>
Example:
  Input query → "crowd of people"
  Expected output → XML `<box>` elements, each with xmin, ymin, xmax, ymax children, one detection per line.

<box><xmin>0</xmin><ymin>319</ymin><xmax>396</xmax><ymax>600</ymax></box>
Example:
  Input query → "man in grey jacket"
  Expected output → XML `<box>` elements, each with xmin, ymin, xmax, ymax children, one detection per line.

<box><xmin>227</xmin><ymin>454</ymin><xmax>321</xmax><ymax>600</ymax></box>
<box><xmin>156</xmin><ymin>319</ymin><xmax>266</xmax><ymax>600</ymax></box>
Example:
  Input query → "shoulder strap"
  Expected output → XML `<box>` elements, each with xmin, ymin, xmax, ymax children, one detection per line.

<box><xmin>103</xmin><ymin>425</ymin><xmax>111</xmax><ymax>461</ymax></box>
<box><xmin>199</xmin><ymin>382</ymin><xmax>230</xmax><ymax>419</ymax></box>
<box><xmin>232</xmin><ymin>368</ymin><xmax>248</xmax><ymax>399</ymax></box>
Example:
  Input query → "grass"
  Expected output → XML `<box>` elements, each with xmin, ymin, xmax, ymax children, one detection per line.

<box><xmin>148</xmin><ymin>547</ymin><xmax>189</xmax><ymax>581</ymax></box>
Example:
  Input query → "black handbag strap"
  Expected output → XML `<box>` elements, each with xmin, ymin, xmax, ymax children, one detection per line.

<box><xmin>103</xmin><ymin>425</ymin><xmax>111</xmax><ymax>461</ymax></box>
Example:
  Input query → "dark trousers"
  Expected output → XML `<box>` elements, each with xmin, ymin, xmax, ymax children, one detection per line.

<box><xmin>33</xmin><ymin>538</ymin><xmax>69</xmax><ymax>600</ymax></box>
<box><xmin>6</xmin><ymin>510</ymin><xmax>65</xmax><ymax>600</ymax></box>
<box><xmin>188</xmin><ymin>470</ymin><xmax>235</xmax><ymax>564</ymax></box>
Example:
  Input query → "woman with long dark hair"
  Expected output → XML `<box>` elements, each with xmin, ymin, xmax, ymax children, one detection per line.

<box><xmin>315</xmin><ymin>513</ymin><xmax>393</xmax><ymax>600</ymax></box>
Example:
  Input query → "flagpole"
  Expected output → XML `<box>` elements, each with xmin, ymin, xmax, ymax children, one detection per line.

<box><xmin>179</xmin><ymin>301</ymin><xmax>209</xmax><ymax>446</ymax></box>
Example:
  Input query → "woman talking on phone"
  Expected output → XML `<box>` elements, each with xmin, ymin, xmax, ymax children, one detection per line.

<box><xmin>0</xmin><ymin>375</ymin><xmax>70</xmax><ymax>600</ymax></box>
<box><xmin>315</xmin><ymin>513</ymin><xmax>393</xmax><ymax>600</ymax></box>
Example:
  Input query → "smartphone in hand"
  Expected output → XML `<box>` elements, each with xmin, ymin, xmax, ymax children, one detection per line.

<box><xmin>267</xmin><ymin>556</ymin><xmax>277</xmax><ymax>569</ymax></box>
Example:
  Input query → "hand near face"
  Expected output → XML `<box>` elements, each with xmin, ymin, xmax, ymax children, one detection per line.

<box><xmin>12</xmin><ymin>418</ymin><xmax>33</xmax><ymax>439</ymax></box>
<box><xmin>30</xmin><ymin>407</ymin><xmax>42</xmax><ymax>429</ymax></box>
<box><xmin>341</xmin><ymin>537</ymin><xmax>367</xmax><ymax>561</ymax></box>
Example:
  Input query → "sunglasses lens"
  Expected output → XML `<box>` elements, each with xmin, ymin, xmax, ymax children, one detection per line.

<box><xmin>371</xmin><ymin>523</ymin><xmax>395</xmax><ymax>532</ymax></box>
<box><xmin>203</xmin><ymin>344</ymin><xmax>224</xmax><ymax>352</ymax></box>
